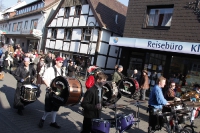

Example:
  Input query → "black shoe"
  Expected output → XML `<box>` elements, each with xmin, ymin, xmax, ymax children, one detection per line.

<box><xmin>17</xmin><ymin>109</ymin><xmax>23</xmax><ymax>116</ymax></box>
<box><xmin>50</xmin><ymin>122</ymin><xmax>60</xmax><ymax>129</ymax></box>
<box><xmin>38</xmin><ymin>119</ymin><xmax>44</xmax><ymax>128</ymax></box>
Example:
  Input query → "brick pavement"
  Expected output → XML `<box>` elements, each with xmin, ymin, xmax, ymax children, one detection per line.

<box><xmin>0</xmin><ymin>72</ymin><xmax>200</xmax><ymax>133</ymax></box>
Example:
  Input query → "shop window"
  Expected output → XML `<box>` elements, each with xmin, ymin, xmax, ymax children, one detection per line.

<box><xmin>30</xmin><ymin>19</ymin><xmax>38</xmax><ymax>29</ymax></box>
<box><xmin>65</xmin><ymin>7</ymin><xmax>70</xmax><ymax>18</ymax></box>
<box><xmin>17</xmin><ymin>22</ymin><xmax>22</xmax><ymax>31</ymax></box>
<box><xmin>8</xmin><ymin>23</ymin><xmax>11</xmax><ymax>31</ymax></box>
<box><xmin>12</xmin><ymin>23</ymin><xmax>17</xmax><ymax>32</ymax></box>
<box><xmin>24</xmin><ymin>21</ymin><xmax>28</xmax><ymax>29</ymax></box>
<box><xmin>74</xmin><ymin>6</ymin><xmax>81</xmax><ymax>17</ymax></box>
<box><xmin>144</xmin><ymin>5</ymin><xmax>174</xmax><ymax>29</ymax></box>
<box><xmin>82</xmin><ymin>28</ymin><xmax>91</xmax><ymax>41</ymax></box>
<box><xmin>64</xmin><ymin>29</ymin><xmax>72</xmax><ymax>40</ymax></box>
<box><xmin>51</xmin><ymin>28</ymin><xmax>57</xmax><ymax>40</ymax></box>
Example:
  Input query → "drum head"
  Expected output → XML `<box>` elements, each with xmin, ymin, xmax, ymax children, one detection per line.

<box><xmin>50</xmin><ymin>76</ymin><xmax>70</xmax><ymax>106</ymax></box>
<box><xmin>118</xmin><ymin>78</ymin><xmax>138</xmax><ymax>97</ymax></box>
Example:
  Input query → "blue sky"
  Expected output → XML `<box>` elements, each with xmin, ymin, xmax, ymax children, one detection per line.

<box><xmin>4</xmin><ymin>0</ymin><xmax>129</xmax><ymax>9</ymax></box>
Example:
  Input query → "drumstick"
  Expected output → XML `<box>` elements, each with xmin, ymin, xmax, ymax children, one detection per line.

<box><xmin>24</xmin><ymin>75</ymin><xmax>30</xmax><ymax>81</ymax></box>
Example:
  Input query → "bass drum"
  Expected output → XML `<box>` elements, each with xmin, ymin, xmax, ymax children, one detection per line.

<box><xmin>50</xmin><ymin>76</ymin><xmax>83</xmax><ymax>106</ymax></box>
<box><xmin>102</xmin><ymin>81</ymin><xmax>121</xmax><ymax>105</ymax></box>
<box><xmin>118</xmin><ymin>78</ymin><xmax>140</xmax><ymax>99</ymax></box>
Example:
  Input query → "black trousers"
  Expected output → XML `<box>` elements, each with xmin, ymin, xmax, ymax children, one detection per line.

<box><xmin>81</xmin><ymin>117</ymin><xmax>95</xmax><ymax>133</ymax></box>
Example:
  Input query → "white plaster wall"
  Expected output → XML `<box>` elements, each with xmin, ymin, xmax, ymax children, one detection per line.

<box><xmin>56</xmin><ymin>29</ymin><xmax>64</xmax><ymax>39</ymax></box>
<box><xmin>51</xmin><ymin>19</ymin><xmax>57</xmax><ymax>27</ymax></box>
<box><xmin>58</xmin><ymin>8</ymin><xmax>65</xmax><ymax>17</ymax></box>
<box><xmin>73</xmin><ymin>18</ymin><xmax>79</xmax><ymax>26</ymax></box>
<box><xmin>49</xmin><ymin>41</ymin><xmax>55</xmax><ymax>49</ymax></box>
<box><xmin>80</xmin><ymin>43</ymin><xmax>88</xmax><ymax>54</ymax></box>
<box><xmin>79</xmin><ymin>15</ymin><xmax>87</xmax><ymax>26</ymax></box>
<box><xmin>63</xmin><ymin>19</ymin><xmax>68</xmax><ymax>27</ymax></box>
<box><xmin>55</xmin><ymin>40</ymin><xmax>63</xmax><ymax>50</ymax></box>
<box><xmin>87</xmin><ymin>17</ymin><xmax>96</xmax><ymax>26</ymax></box>
<box><xmin>109</xmin><ymin>45</ymin><xmax>119</xmax><ymax>57</ymax></box>
<box><xmin>98</xmin><ymin>42</ymin><xmax>108</xmax><ymax>55</ymax></box>
<box><xmin>63</xmin><ymin>42</ymin><xmax>70</xmax><ymax>51</ymax></box>
<box><xmin>47</xmin><ymin>29</ymin><xmax>52</xmax><ymax>38</ymax></box>
<box><xmin>71</xmin><ymin>29</ymin><xmax>81</xmax><ymax>40</ymax></box>
<box><xmin>91</xmin><ymin>29</ymin><xmax>98</xmax><ymax>41</ymax></box>
<box><xmin>56</xmin><ymin>17</ymin><xmax>63</xmax><ymax>27</ymax></box>
<box><xmin>81</xmin><ymin>4</ymin><xmax>89</xmax><ymax>14</ymax></box>
<box><xmin>70</xmin><ymin>6</ymin><xmax>75</xmax><ymax>16</ymax></box>
<box><xmin>96</xmin><ymin>55</ymin><xmax>106</xmax><ymax>68</ymax></box>
<box><xmin>46</xmin><ymin>39</ymin><xmax>50</xmax><ymax>48</ymax></box>
<box><xmin>70</xmin><ymin>41</ymin><xmax>80</xmax><ymax>52</ymax></box>
<box><xmin>68</xmin><ymin>17</ymin><xmax>73</xmax><ymax>26</ymax></box>
<box><xmin>101</xmin><ymin>30</ymin><xmax>112</xmax><ymax>42</ymax></box>
<box><xmin>106</xmin><ymin>57</ymin><xmax>117</xmax><ymax>68</ymax></box>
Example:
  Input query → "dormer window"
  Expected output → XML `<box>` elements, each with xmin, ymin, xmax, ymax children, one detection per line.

<box><xmin>74</xmin><ymin>6</ymin><xmax>81</xmax><ymax>17</ymax></box>
<box><xmin>51</xmin><ymin>28</ymin><xmax>57</xmax><ymax>39</ymax></box>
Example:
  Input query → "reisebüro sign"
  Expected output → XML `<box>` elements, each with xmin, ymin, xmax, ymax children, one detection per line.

<box><xmin>109</xmin><ymin>37</ymin><xmax>200</xmax><ymax>55</ymax></box>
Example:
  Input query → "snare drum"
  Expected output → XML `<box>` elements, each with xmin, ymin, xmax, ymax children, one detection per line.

<box><xmin>92</xmin><ymin>119</ymin><xmax>110</xmax><ymax>133</ymax></box>
<box><xmin>20</xmin><ymin>84</ymin><xmax>38</xmax><ymax>102</ymax></box>
<box><xmin>50</xmin><ymin>76</ymin><xmax>83</xmax><ymax>106</ymax></box>
<box><xmin>117</xmin><ymin>113</ymin><xmax>134</xmax><ymax>132</ymax></box>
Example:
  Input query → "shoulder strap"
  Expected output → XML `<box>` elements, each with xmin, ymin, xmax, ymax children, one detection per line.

<box><xmin>53</xmin><ymin>66</ymin><xmax>64</xmax><ymax>77</ymax></box>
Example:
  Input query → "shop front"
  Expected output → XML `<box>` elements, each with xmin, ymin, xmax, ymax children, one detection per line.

<box><xmin>109</xmin><ymin>37</ymin><xmax>200</xmax><ymax>88</ymax></box>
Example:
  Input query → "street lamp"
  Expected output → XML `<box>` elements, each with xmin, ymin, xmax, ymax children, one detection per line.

<box><xmin>85</xmin><ymin>21</ymin><xmax>96</xmax><ymax>80</ymax></box>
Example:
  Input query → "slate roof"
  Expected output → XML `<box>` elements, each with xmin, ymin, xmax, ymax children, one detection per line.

<box><xmin>88</xmin><ymin>0</ymin><xmax>127</xmax><ymax>35</ymax></box>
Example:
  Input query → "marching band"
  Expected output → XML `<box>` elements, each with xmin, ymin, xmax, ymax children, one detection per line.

<box><xmin>1</xmin><ymin>54</ymin><xmax>200</xmax><ymax>133</ymax></box>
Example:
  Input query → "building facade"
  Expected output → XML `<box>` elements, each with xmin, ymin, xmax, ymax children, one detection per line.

<box><xmin>0</xmin><ymin>0</ymin><xmax>60</xmax><ymax>52</ymax></box>
<box><xmin>45</xmin><ymin>0</ymin><xmax>127</xmax><ymax>73</ymax></box>
<box><xmin>110</xmin><ymin>0</ymin><xmax>200</xmax><ymax>87</ymax></box>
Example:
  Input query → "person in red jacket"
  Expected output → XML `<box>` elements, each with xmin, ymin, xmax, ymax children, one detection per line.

<box><xmin>85</xmin><ymin>67</ymin><xmax>102</xmax><ymax>90</ymax></box>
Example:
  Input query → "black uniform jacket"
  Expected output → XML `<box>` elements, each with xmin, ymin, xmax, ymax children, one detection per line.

<box><xmin>81</xmin><ymin>85</ymin><xmax>102</xmax><ymax>119</ymax></box>
<box><xmin>13</xmin><ymin>64</ymin><xmax>36</xmax><ymax>88</ymax></box>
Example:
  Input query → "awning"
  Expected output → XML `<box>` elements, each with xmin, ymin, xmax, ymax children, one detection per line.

<box><xmin>4</xmin><ymin>34</ymin><xmax>41</xmax><ymax>40</ymax></box>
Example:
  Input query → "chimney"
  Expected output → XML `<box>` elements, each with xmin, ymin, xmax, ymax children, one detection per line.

<box><xmin>17</xmin><ymin>0</ymin><xmax>21</xmax><ymax>3</ymax></box>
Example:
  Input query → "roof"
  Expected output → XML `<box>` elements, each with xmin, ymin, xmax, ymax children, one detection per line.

<box><xmin>15</xmin><ymin>0</ymin><xmax>41</xmax><ymax>10</ymax></box>
<box><xmin>3</xmin><ymin>1</ymin><xmax>26</xmax><ymax>14</ymax></box>
<box><xmin>1</xmin><ymin>0</ymin><xmax>60</xmax><ymax>21</ymax></box>
<box><xmin>88</xmin><ymin>0</ymin><xmax>127</xmax><ymax>35</ymax></box>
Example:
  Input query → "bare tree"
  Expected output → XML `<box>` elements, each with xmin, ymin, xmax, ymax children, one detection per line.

<box><xmin>0</xmin><ymin>0</ymin><xmax>5</xmax><ymax>12</ymax></box>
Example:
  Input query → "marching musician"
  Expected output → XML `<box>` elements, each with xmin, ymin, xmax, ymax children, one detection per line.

<box><xmin>38</xmin><ymin>57</ymin><xmax>65</xmax><ymax>129</ymax></box>
<box><xmin>13</xmin><ymin>57</ymin><xmax>36</xmax><ymax>116</ymax></box>
<box><xmin>112</xmin><ymin>65</ymin><xmax>124</xmax><ymax>84</ymax></box>
<box><xmin>81</xmin><ymin>72</ymin><xmax>108</xmax><ymax>133</ymax></box>
<box><xmin>85</xmin><ymin>67</ymin><xmax>102</xmax><ymax>90</ymax></box>
<box><xmin>148</xmin><ymin>76</ymin><xmax>170</xmax><ymax>132</ymax></box>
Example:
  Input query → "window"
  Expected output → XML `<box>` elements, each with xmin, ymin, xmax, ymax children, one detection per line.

<box><xmin>144</xmin><ymin>5</ymin><xmax>174</xmax><ymax>29</ymax></box>
<box><xmin>82</xmin><ymin>28</ymin><xmax>91</xmax><ymax>41</ymax></box>
<box><xmin>51</xmin><ymin>28</ymin><xmax>57</xmax><ymax>39</ymax></box>
<box><xmin>17</xmin><ymin>22</ymin><xmax>22</xmax><ymax>31</ymax></box>
<box><xmin>74</xmin><ymin>6</ymin><xmax>81</xmax><ymax>17</ymax></box>
<box><xmin>12</xmin><ymin>23</ymin><xmax>18</xmax><ymax>32</ymax></box>
<box><xmin>30</xmin><ymin>19</ymin><xmax>38</xmax><ymax>29</ymax></box>
<box><xmin>64</xmin><ymin>29</ymin><xmax>72</xmax><ymax>40</ymax></box>
<box><xmin>24</xmin><ymin>21</ymin><xmax>28</xmax><ymax>29</ymax></box>
<box><xmin>8</xmin><ymin>23</ymin><xmax>11</xmax><ymax>31</ymax></box>
<box><xmin>65</xmin><ymin>7</ymin><xmax>70</xmax><ymax>18</ymax></box>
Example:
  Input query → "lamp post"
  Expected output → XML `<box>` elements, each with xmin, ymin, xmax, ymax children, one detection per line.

<box><xmin>85</xmin><ymin>21</ymin><xmax>96</xmax><ymax>80</ymax></box>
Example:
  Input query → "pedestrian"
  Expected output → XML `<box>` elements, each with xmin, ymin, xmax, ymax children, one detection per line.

<box><xmin>38</xmin><ymin>57</ymin><xmax>65</xmax><ymax>129</ymax></box>
<box><xmin>112</xmin><ymin>65</ymin><xmax>125</xmax><ymax>84</ymax></box>
<box><xmin>139</xmin><ymin>70</ymin><xmax>149</xmax><ymax>101</ymax></box>
<box><xmin>68</xmin><ymin>61</ymin><xmax>77</xmax><ymax>78</ymax></box>
<box><xmin>131</xmin><ymin>69</ymin><xmax>140</xmax><ymax>82</ymax></box>
<box><xmin>13</xmin><ymin>57</ymin><xmax>36</xmax><ymax>115</ymax></box>
<box><xmin>45</xmin><ymin>51</ymin><xmax>53</xmax><ymax>68</ymax></box>
<box><xmin>81</xmin><ymin>72</ymin><xmax>108</xmax><ymax>133</ymax></box>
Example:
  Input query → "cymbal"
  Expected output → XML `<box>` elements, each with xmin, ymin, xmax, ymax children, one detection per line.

<box><xmin>106</xmin><ymin>104</ymin><xmax>127</xmax><ymax>109</ymax></box>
